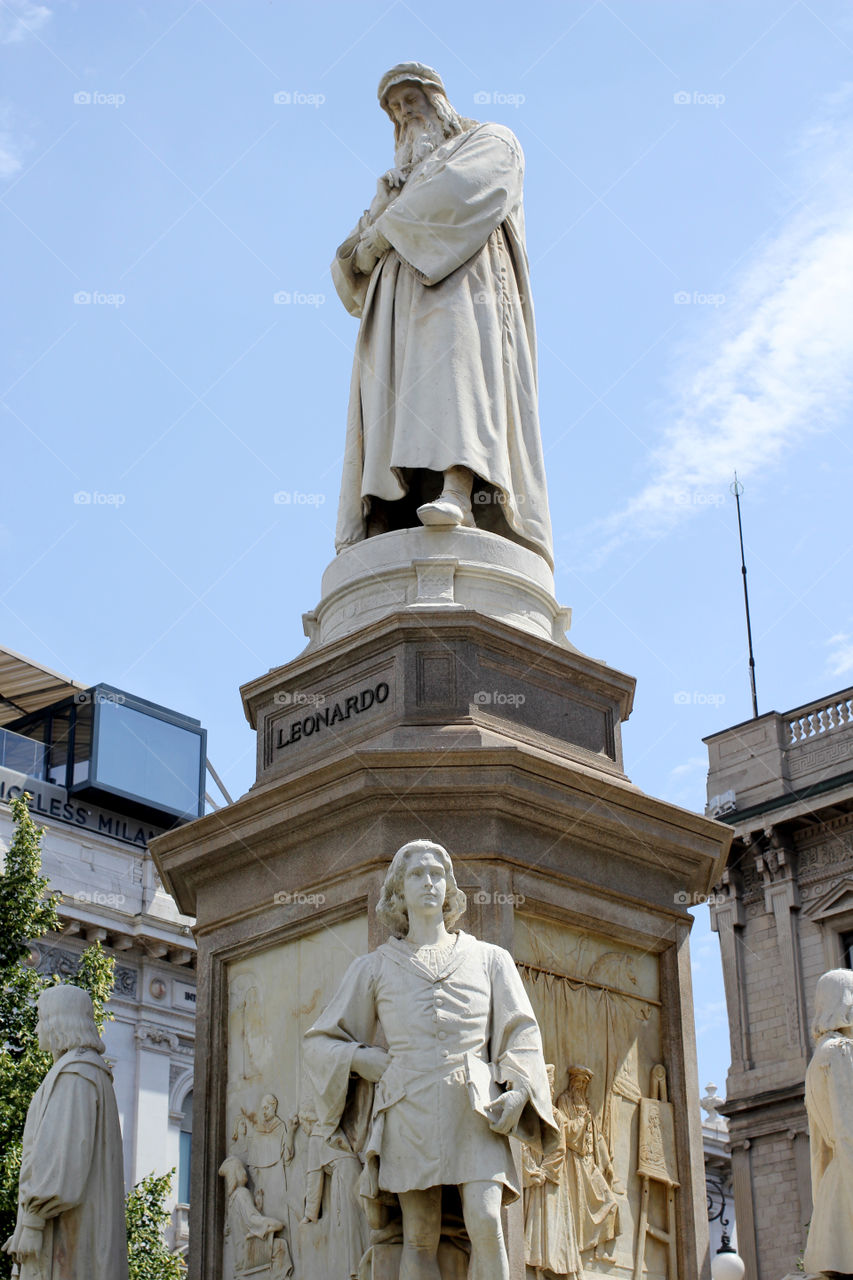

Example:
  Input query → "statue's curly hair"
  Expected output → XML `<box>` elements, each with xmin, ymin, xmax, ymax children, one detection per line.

<box><xmin>376</xmin><ymin>839</ymin><xmax>467</xmax><ymax>938</ymax></box>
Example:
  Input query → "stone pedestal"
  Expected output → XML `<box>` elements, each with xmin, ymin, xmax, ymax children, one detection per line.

<box><xmin>153</xmin><ymin>599</ymin><xmax>730</xmax><ymax>1280</ymax></box>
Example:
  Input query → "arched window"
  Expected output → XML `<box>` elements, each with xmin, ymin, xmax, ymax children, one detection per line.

<box><xmin>178</xmin><ymin>1091</ymin><xmax>192</xmax><ymax>1205</ymax></box>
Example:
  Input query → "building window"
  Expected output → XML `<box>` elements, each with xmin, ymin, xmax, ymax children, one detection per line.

<box><xmin>178</xmin><ymin>1091</ymin><xmax>192</xmax><ymax>1205</ymax></box>
<box><xmin>841</xmin><ymin>931</ymin><xmax>853</xmax><ymax>969</ymax></box>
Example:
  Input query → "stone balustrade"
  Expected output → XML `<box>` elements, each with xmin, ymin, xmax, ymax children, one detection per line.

<box><xmin>705</xmin><ymin>686</ymin><xmax>853</xmax><ymax>817</ymax></box>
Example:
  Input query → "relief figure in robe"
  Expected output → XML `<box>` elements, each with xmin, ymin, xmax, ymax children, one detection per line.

<box><xmin>248</xmin><ymin>1094</ymin><xmax>297</xmax><ymax>1225</ymax></box>
<box><xmin>558</xmin><ymin>1066</ymin><xmax>620</xmax><ymax>1255</ymax></box>
<box><xmin>522</xmin><ymin>1064</ymin><xmax>583</xmax><ymax>1279</ymax></box>
<box><xmin>219</xmin><ymin>1156</ymin><xmax>293</xmax><ymax>1278</ymax></box>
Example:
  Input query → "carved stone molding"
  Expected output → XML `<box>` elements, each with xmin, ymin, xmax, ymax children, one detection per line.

<box><xmin>32</xmin><ymin>943</ymin><xmax>139</xmax><ymax>999</ymax></box>
<box><xmin>135</xmin><ymin>1022</ymin><xmax>179</xmax><ymax>1053</ymax></box>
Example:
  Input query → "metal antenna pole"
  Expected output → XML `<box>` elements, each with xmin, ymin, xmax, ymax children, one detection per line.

<box><xmin>731</xmin><ymin>473</ymin><xmax>758</xmax><ymax>719</ymax></box>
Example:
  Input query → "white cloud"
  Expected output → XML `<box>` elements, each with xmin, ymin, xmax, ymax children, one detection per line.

<box><xmin>0</xmin><ymin>1</ymin><xmax>51</xmax><ymax>44</ymax></box>
<box><xmin>595</xmin><ymin>87</ymin><xmax>853</xmax><ymax>553</ymax></box>
<box><xmin>827</xmin><ymin>632</ymin><xmax>853</xmax><ymax>678</ymax></box>
<box><xmin>669</xmin><ymin>754</ymin><xmax>706</xmax><ymax>780</ymax></box>
<box><xmin>694</xmin><ymin>999</ymin><xmax>729</xmax><ymax>1038</ymax></box>
<box><xmin>0</xmin><ymin>105</ymin><xmax>28</xmax><ymax>178</ymax></box>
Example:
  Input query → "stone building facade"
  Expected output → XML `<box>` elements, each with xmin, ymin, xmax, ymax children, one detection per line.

<box><xmin>0</xmin><ymin>646</ymin><xmax>218</xmax><ymax>1255</ymax></box>
<box><xmin>705</xmin><ymin>686</ymin><xmax>853</xmax><ymax>1280</ymax></box>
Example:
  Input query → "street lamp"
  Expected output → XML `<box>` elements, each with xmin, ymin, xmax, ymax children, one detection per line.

<box><xmin>708</xmin><ymin>1171</ymin><xmax>745</xmax><ymax>1280</ymax></box>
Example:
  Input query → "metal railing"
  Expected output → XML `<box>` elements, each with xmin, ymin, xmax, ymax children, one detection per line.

<box><xmin>0</xmin><ymin>726</ymin><xmax>47</xmax><ymax>779</ymax></box>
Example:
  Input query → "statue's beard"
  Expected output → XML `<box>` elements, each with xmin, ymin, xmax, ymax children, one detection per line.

<box><xmin>395</xmin><ymin>114</ymin><xmax>446</xmax><ymax>173</ymax></box>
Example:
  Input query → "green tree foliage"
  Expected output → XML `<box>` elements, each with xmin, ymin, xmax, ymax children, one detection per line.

<box><xmin>0</xmin><ymin>794</ymin><xmax>116</xmax><ymax>1275</ymax></box>
<box><xmin>126</xmin><ymin>1171</ymin><xmax>186</xmax><ymax>1280</ymax></box>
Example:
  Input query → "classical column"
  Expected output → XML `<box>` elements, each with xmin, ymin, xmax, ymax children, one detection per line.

<box><xmin>757</xmin><ymin>828</ymin><xmax>809</xmax><ymax>1064</ymax></box>
<box><xmin>133</xmin><ymin>1022</ymin><xmax>179</xmax><ymax>1184</ymax></box>
<box><xmin>710</xmin><ymin>867</ymin><xmax>751</xmax><ymax>1073</ymax></box>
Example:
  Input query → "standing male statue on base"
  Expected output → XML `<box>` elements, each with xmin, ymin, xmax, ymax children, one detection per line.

<box><xmin>332</xmin><ymin>63</ymin><xmax>554</xmax><ymax>568</ymax></box>
<box><xmin>304</xmin><ymin>839</ymin><xmax>557</xmax><ymax>1280</ymax></box>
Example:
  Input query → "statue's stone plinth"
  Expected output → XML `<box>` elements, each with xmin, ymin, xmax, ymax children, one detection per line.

<box><xmin>152</xmin><ymin>605</ymin><xmax>730</xmax><ymax>1280</ymax></box>
<box><xmin>303</xmin><ymin>527</ymin><xmax>571</xmax><ymax>650</ymax></box>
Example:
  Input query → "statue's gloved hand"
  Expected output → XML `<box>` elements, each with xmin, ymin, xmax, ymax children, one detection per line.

<box><xmin>381</xmin><ymin>167</ymin><xmax>406</xmax><ymax>190</ymax></box>
<box><xmin>485</xmin><ymin>1087</ymin><xmax>529</xmax><ymax>1135</ymax></box>
<box><xmin>354</xmin><ymin>225</ymin><xmax>391</xmax><ymax>275</ymax></box>
<box><xmin>352</xmin><ymin>1045</ymin><xmax>390</xmax><ymax>1082</ymax></box>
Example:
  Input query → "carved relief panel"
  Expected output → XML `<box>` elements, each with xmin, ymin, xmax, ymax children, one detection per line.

<box><xmin>225</xmin><ymin>917</ymin><xmax>368</xmax><ymax>1280</ymax></box>
<box><xmin>515</xmin><ymin>913</ymin><xmax>674</xmax><ymax>1280</ymax></box>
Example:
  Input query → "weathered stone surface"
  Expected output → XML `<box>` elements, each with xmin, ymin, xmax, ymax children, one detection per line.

<box><xmin>153</xmin><ymin>609</ymin><xmax>729</xmax><ymax>1280</ymax></box>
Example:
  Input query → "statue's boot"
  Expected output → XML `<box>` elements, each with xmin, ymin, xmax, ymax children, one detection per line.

<box><xmin>417</xmin><ymin>466</ymin><xmax>475</xmax><ymax>528</ymax></box>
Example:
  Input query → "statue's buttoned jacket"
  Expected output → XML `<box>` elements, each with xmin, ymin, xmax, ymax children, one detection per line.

<box><xmin>305</xmin><ymin>931</ymin><xmax>556</xmax><ymax>1200</ymax></box>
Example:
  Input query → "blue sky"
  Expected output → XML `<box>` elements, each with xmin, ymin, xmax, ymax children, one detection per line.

<box><xmin>3</xmin><ymin>0</ymin><xmax>853</xmax><ymax>1097</ymax></box>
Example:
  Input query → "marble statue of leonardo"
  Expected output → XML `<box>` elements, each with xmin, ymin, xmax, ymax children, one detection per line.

<box><xmin>304</xmin><ymin>838</ymin><xmax>557</xmax><ymax>1280</ymax></box>
<box><xmin>332</xmin><ymin>63</ymin><xmax>554</xmax><ymax>568</ymax></box>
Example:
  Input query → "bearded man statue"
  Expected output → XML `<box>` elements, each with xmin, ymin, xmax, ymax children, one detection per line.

<box><xmin>332</xmin><ymin>62</ymin><xmax>554</xmax><ymax>568</ymax></box>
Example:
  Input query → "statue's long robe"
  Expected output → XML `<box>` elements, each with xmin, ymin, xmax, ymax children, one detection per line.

<box><xmin>303</xmin><ymin>931</ymin><xmax>558</xmax><ymax>1204</ymax></box>
<box><xmin>332</xmin><ymin>123</ymin><xmax>554</xmax><ymax>567</ymax></box>
<box><xmin>804</xmin><ymin>1033</ymin><xmax>853</xmax><ymax>1273</ymax></box>
<box><xmin>9</xmin><ymin>1048</ymin><xmax>128</xmax><ymax>1280</ymax></box>
<box><xmin>522</xmin><ymin>1109</ymin><xmax>583</xmax><ymax>1276</ymax></box>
